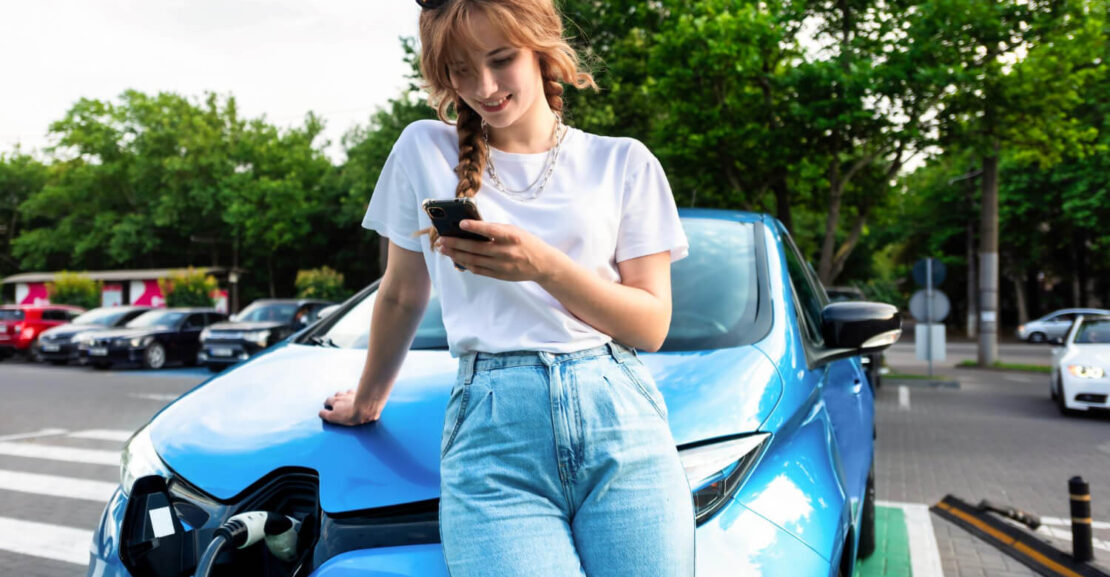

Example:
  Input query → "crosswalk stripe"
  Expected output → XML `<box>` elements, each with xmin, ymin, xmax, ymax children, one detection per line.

<box><xmin>68</xmin><ymin>430</ymin><xmax>134</xmax><ymax>443</ymax></box>
<box><xmin>0</xmin><ymin>442</ymin><xmax>119</xmax><ymax>466</ymax></box>
<box><xmin>0</xmin><ymin>469</ymin><xmax>117</xmax><ymax>503</ymax></box>
<box><xmin>0</xmin><ymin>516</ymin><xmax>91</xmax><ymax>566</ymax></box>
<box><xmin>0</xmin><ymin>429</ymin><xmax>68</xmax><ymax>443</ymax></box>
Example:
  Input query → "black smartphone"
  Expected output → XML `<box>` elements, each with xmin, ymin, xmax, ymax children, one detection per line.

<box><xmin>422</xmin><ymin>198</ymin><xmax>492</xmax><ymax>242</ymax></box>
<box><xmin>422</xmin><ymin>198</ymin><xmax>491</xmax><ymax>271</ymax></box>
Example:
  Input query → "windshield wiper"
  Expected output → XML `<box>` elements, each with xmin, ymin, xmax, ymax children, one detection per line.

<box><xmin>308</xmin><ymin>335</ymin><xmax>340</xmax><ymax>348</ymax></box>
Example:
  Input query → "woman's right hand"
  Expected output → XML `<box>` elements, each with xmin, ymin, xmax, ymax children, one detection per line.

<box><xmin>319</xmin><ymin>389</ymin><xmax>380</xmax><ymax>426</ymax></box>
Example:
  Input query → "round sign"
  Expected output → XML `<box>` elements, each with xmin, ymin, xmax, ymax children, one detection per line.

<box><xmin>909</xmin><ymin>289</ymin><xmax>951</xmax><ymax>323</ymax></box>
<box><xmin>913</xmin><ymin>258</ymin><xmax>947</xmax><ymax>287</ymax></box>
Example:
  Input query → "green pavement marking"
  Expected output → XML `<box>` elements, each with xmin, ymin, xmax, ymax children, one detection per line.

<box><xmin>855</xmin><ymin>506</ymin><xmax>913</xmax><ymax>577</ymax></box>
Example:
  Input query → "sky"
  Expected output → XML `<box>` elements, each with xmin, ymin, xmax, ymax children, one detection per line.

<box><xmin>0</xmin><ymin>0</ymin><xmax>423</xmax><ymax>163</ymax></box>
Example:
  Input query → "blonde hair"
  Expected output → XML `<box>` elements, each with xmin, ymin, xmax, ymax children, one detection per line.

<box><xmin>412</xmin><ymin>0</ymin><xmax>597</xmax><ymax>245</ymax></box>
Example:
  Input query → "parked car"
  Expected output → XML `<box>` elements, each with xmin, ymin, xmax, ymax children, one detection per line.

<box><xmin>36</xmin><ymin>306</ymin><xmax>154</xmax><ymax>365</ymax></box>
<box><xmin>78</xmin><ymin>308</ymin><xmax>226</xmax><ymax>370</ymax></box>
<box><xmin>824</xmin><ymin>285</ymin><xmax>884</xmax><ymax>389</ymax></box>
<box><xmin>88</xmin><ymin>210</ymin><xmax>900</xmax><ymax>577</ymax></box>
<box><xmin>0</xmin><ymin>304</ymin><xmax>85</xmax><ymax>361</ymax></box>
<box><xmin>1050</xmin><ymin>314</ymin><xmax>1110</xmax><ymax>415</ymax></box>
<box><xmin>1019</xmin><ymin>308</ymin><xmax>1110</xmax><ymax>343</ymax></box>
<box><xmin>199</xmin><ymin>299</ymin><xmax>334</xmax><ymax>372</ymax></box>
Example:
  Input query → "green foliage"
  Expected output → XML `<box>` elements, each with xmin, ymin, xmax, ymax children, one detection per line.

<box><xmin>295</xmin><ymin>267</ymin><xmax>347</xmax><ymax>302</ymax></box>
<box><xmin>0</xmin><ymin>150</ymin><xmax>48</xmax><ymax>277</ymax></box>
<box><xmin>47</xmin><ymin>271</ymin><xmax>100</xmax><ymax>310</ymax></box>
<box><xmin>158</xmin><ymin>268</ymin><xmax>217</xmax><ymax>307</ymax></box>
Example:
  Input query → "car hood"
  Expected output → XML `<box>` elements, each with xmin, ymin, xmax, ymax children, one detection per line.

<box><xmin>92</xmin><ymin>327</ymin><xmax>173</xmax><ymax>340</ymax></box>
<box><xmin>41</xmin><ymin>324</ymin><xmax>105</xmax><ymax>338</ymax></box>
<box><xmin>207</xmin><ymin>321</ymin><xmax>286</xmax><ymax>332</ymax></box>
<box><xmin>1063</xmin><ymin>344</ymin><xmax>1110</xmax><ymax>361</ymax></box>
<box><xmin>149</xmin><ymin>343</ymin><xmax>782</xmax><ymax>514</ymax></box>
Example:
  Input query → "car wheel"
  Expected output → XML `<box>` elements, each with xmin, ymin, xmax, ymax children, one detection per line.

<box><xmin>50</xmin><ymin>360</ymin><xmax>67</xmax><ymax>366</ymax></box>
<box><xmin>1029</xmin><ymin>332</ymin><xmax>1047</xmax><ymax>343</ymax></box>
<box><xmin>857</xmin><ymin>464</ymin><xmax>877</xmax><ymax>559</ymax></box>
<box><xmin>1056</xmin><ymin>377</ymin><xmax>1075</xmax><ymax>416</ymax></box>
<box><xmin>206</xmin><ymin>364</ymin><xmax>224</xmax><ymax>373</ymax></box>
<box><xmin>92</xmin><ymin>362</ymin><xmax>111</xmax><ymax>370</ymax></box>
<box><xmin>142</xmin><ymin>343</ymin><xmax>166</xmax><ymax>370</ymax></box>
<box><xmin>1050</xmin><ymin>377</ymin><xmax>1058</xmax><ymax>401</ymax></box>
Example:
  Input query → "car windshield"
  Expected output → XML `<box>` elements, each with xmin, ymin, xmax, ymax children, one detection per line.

<box><xmin>126</xmin><ymin>310</ymin><xmax>187</xmax><ymax>329</ymax></box>
<box><xmin>316</xmin><ymin>218</ymin><xmax>761</xmax><ymax>352</ymax></box>
<box><xmin>235</xmin><ymin>303</ymin><xmax>299</xmax><ymax>323</ymax></box>
<box><xmin>0</xmin><ymin>309</ymin><xmax>23</xmax><ymax>321</ymax></box>
<box><xmin>1074</xmin><ymin>319</ymin><xmax>1110</xmax><ymax>344</ymax></box>
<box><xmin>72</xmin><ymin>308</ymin><xmax>134</xmax><ymax>326</ymax></box>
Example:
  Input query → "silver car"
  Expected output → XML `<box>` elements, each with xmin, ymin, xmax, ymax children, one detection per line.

<box><xmin>1018</xmin><ymin>308</ymin><xmax>1110</xmax><ymax>343</ymax></box>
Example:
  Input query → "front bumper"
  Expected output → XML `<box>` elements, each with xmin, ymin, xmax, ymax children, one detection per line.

<box><xmin>200</xmin><ymin>340</ymin><xmax>265</xmax><ymax>366</ymax></box>
<box><xmin>1061</xmin><ymin>375</ymin><xmax>1110</xmax><ymax>411</ymax></box>
<box><xmin>88</xmin><ymin>480</ymin><xmax>833</xmax><ymax>577</ymax></box>
<box><xmin>38</xmin><ymin>341</ymin><xmax>80</xmax><ymax>362</ymax></box>
<box><xmin>82</xmin><ymin>345</ymin><xmax>144</xmax><ymax>366</ymax></box>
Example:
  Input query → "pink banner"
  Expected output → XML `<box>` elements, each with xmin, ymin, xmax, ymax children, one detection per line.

<box><xmin>19</xmin><ymin>283</ymin><xmax>49</xmax><ymax>306</ymax></box>
<box><xmin>132</xmin><ymin>279</ymin><xmax>166</xmax><ymax>308</ymax></box>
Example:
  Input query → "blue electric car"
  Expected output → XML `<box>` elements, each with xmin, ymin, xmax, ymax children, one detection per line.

<box><xmin>88</xmin><ymin>210</ymin><xmax>900</xmax><ymax>577</ymax></box>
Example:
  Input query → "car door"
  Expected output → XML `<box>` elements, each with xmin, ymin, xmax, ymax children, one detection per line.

<box><xmin>779</xmin><ymin>227</ymin><xmax>872</xmax><ymax>501</ymax></box>
<box><xmin>1046</xmin><ymin>313</ymin><xmax>1075</xmax><ymax>340</ymax></box>
<box><xmin>176</xmin><ymin>314</ymin><xmax>206</xmax><ymax>363</ymax></box>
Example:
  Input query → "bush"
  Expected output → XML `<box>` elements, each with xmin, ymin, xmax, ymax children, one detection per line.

<box><xmin>159</xmin><ymin>268</ymin><xmax>217</xmax><ymax>307</ymax></box>
<box><xmin>295</xmin><ymin>267</ymin><xmax>347</xmax><ymax>302</ymax></box>
<box><xmin>48</xmin><ymin>272</ymin><xmax>101</xmax><ymax>310</ymax></box>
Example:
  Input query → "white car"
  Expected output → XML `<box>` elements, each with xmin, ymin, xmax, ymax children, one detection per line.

<box><xmin>1051</xmin><ymin>314</ymin><xmax>1110</xmax><ymax>414</ymax></box>
<box><xmin>1020</xmin><ymin>308</ymin><xmax>1110</xmax><ymax>343</ymax></box>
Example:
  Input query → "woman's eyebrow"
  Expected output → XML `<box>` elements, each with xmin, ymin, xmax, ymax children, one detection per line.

<box><xmin>486</xmin><ymin>46</ymin><xmax>513</xmax><ymax>57</ymax></box>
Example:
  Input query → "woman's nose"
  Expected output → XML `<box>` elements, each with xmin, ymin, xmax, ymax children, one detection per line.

<box><xmin>474</xmin><ymin>66</ymin><xmax>498</xmax><ymax>99</ymax></box>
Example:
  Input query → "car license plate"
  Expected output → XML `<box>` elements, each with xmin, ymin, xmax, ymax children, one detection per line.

<box><xmin>90</xmin><ymin>347</ymin><xmax>108</xmax><ymax>356</ymax></box>
<box><xmin>211</xmin><ymin>347</ymin><xmax>234</xmax><ymax>357</ymax></box>
<box><xmin>42</xmin><ymin>344</ymin><xmax>60</xmax><ymax>352</ymax></box>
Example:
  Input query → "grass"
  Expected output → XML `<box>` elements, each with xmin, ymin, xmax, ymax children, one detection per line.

<box><xmin>956</xmin><ymin>360</ymin><xmax>1052</xmax><ymax>373</ymax></box>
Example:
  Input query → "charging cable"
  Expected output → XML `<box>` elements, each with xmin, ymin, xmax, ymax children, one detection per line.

<box><xmin>194</xmin><ymin>511</ymin><xmax>302</xmax><ymax>577</ymax></box>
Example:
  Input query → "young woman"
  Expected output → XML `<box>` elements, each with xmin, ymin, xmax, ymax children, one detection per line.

<box><xmin>319</xmin><ymin>0</ymin><xmax>694</xmax><ymax>574</ymax></box>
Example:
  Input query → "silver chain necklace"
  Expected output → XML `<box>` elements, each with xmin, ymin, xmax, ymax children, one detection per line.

<box><xmin>483</xmin><ymin>113</ymin><xmax>567</xmax><ymax>201</ymax></box>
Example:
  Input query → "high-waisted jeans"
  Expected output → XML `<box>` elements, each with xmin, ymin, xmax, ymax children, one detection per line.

<box><xmin>439</xmin><ymin>340</ymin><xmax>696</xmax><ymax>576</ymax></box>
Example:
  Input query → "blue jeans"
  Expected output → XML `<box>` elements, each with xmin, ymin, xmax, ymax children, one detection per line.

<box><xmin>439</xmin><ymin>340</ymin><xmax>696</xmax><ymax>576</ymax></box>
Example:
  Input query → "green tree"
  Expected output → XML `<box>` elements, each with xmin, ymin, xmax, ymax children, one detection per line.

<box><xmin>0</xmin><ymin>149</ymin><xmax>48</xmax><ymax>277</ymax></box>
<box><xmin>159</xmin><ymin>268</ymin><xmax>217</xmax><ymax>307</ymax></box>
<box><xmin>295</xmin><ymin>266</ymin><xmax>347</xmax><ymax>302</ymax></box>
<box><xmin>47</xmin><ymin>271</ymin><xmax>101</xmax><ymax>310</ymax></box>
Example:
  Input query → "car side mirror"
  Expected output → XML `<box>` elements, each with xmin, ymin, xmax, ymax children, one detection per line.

<box><xmin>317</xmin><ymin>305</ymin><xmax>340</xmax><ymax>320</ymax></box>
<box><xmin>821</xmin><ymin>302</ymin><xmax>902</xmax><ymax>355</ymax></box>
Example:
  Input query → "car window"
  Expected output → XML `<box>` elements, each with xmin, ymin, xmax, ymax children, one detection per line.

<box><xmin>127</xmin><ymin>310</ymin><xmax>187</xmax><ymax>329</ymax></box>
<box><xmin>314</xmin><ymin>218</ymin><xmax>763</xmax><ymax>352</ymax></box>
<box><xmin>0</xmin><ymin>309</ymin><xmax>24</xmax><ymax>321</ymax></box>
<box><xmin>1075</xmin><ymin>319</ymin><xmax>1110</xmax><ymax>344</ymax></box>
<box><xmin>1052</xmin><ymin>313</ymin><xmax>1074</xmax><ymax>322</ymax></box>
<box><xmin>72</xmin><ymin>308</ymin><xmax>133</xmax><ymax>326</ymax></box>
<box><xmin>42</xmin><ymin>310</ymin><xmax>69</xmax><ymax>321</ymax></box>
<box><xmin>779</xmin><ymin>226</ymin><xmax>826</xmax><ymax>347</ymax></box>
<box><xmin>236</xmin><ymin>302</ymin><xmax>299</xmax><ymax>323</ymax></box>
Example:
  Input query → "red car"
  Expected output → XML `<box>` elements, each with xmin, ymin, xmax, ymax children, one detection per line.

<box><xmin>0</xmin><ymin>304</ymin><xmax>85</xmax><ymax>360</ymax></box>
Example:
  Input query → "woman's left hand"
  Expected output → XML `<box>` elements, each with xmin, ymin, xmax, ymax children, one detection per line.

<box><xmin>435</xmin><ymin>219</ymin><xmax>561</xmax><ymax>283</ymax></box>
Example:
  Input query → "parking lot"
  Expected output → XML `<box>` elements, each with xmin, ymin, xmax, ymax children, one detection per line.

<box><xmin>0</xmin><ymin>339</ymin><xmax>1107</xmax><ymax>576</ymax></box>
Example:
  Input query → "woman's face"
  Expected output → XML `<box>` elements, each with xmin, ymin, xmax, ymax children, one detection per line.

<box><xmin>448</xmin><ymin>11</ymin><xmax>545</xmax><ymax>130</ymax></box>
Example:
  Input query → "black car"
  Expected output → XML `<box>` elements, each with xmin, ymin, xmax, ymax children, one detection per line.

<box><xmin>199</xmin><ymin>298</ymin><xmax>333</xmax><ymax>371</ymax></box>
<box><xmin>80</xmin><ymin>308</ymin><xmax>227</xmax><ymax>370</ymax></box>
<box><xmin>37</xmin><ymin>306</ymin><xmax>153</xmax><ymax>365</ymax></box>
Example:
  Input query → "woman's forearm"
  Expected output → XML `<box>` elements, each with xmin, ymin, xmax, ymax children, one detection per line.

<box><xmin>537</xmin><ymin>250</ymin><xmax>670</xmax><ymax>351</ymax></box>
<box><xmin>353</xmin><ymin>280</ymin><xmax>430</xmax><ymax>419</ymax></box>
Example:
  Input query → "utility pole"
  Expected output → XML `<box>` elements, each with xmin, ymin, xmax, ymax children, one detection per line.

<box><xmin>978</xmin><ymin>148</ymin><xmax>1000</xmax><ymax>366</ymax></box>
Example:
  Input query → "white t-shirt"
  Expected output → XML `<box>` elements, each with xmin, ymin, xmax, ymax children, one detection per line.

<box><xmin>362</xmin><ymin>119</ymin><xmax>688</xmax><ymax>357</ymax></box>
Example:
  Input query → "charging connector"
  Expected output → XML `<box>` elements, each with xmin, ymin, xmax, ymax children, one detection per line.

<box><xmin>194</xmin><ymin>511</ymin><xmax>302</xmax><ymax>577</ymax></box>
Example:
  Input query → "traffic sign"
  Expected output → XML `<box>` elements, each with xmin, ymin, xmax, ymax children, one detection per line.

<box><xmin>913</xmin><ymin>258</ymin><xmax>947</xmax><ymax>287</ymax></box>
<box><xmin>910</xmin><ymin>290</ymin><xmax>950</xmax><ymax>323</ymax></box>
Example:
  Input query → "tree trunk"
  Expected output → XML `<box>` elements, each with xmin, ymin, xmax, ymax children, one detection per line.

<box><xmin>819</xmin><ymin>163</ymin><xmax>843</xmax><ymax>285</ymax></box>
<box><xmin>1011</xmin><ymin>269</ymin><xmax>1029</xmax><ymax>326</ymax></box>
<box><xmin>268</xmin><ymin>255</ymin><xmax>276</xmax><ymax>298</ymax></box>
<box><xmin>966</xmin><ymin>216</ymin><xmax>977</xmax><ymax>338</ymax></box>
<box><xmin>978</xmin><ymin>146</ymin><xmax>1000</xmax><ymax>366</ymax></box>
<box><xmin>773</xmin><ymin>178</ymin><xmax>792</xmax><ymax>232</ymax></box>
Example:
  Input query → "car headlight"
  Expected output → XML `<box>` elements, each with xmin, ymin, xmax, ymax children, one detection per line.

<box><xmin>129</xmin><ymin>336</ymin><xmax>152</xmax><ymax>348</ymax></box>
<box><xmin>120</xmin><ymin>425</ymin><xmax>171</xmax><ymax>498</ymax></box>
<box><xmin>75</xmin><ymin>333</ymin><xmax>95</xmax><ymax>346</ymax></box>
<box><xmin>199</xmin><ymin>327</ymin><xmax>211</xmax><ymax>342</ymax></box>
<box><xmin>1068</xmin><ymin>365</ymin><xmax>1104</xmax><ymax>379</ymax></box>
<box><xmin>245</xmin><ymin>330</ymin><xmax>271</xmax><ymax>347</ymax></box>
<box><xmin>679</xmin><ymin>433</ymin><xmax>770</xmax><ymax>524</ymax></box>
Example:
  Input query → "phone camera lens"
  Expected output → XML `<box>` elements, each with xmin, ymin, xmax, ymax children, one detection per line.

<box><xmin>429</xmin><ymin>207</ymin><xmax>446</xmax><ymax>218</ymax></box>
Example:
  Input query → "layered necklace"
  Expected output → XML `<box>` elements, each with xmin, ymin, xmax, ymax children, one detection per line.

<box><xmin>483</xmin><ymin>112</ymin><xmax>567</xmax><ymax>201</ymax></box>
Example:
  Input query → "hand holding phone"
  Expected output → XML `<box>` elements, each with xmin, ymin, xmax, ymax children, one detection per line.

<box><xmin>422</xmin><ymin>198</ymin><xmax>491</xmax><ymax>270</ymax></box>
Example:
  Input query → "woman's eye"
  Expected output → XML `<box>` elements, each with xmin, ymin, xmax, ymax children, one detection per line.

<box><xmin>492</xmin><ymin>54</ymin><xmax>516</xmax><ymax>67</ymax></box>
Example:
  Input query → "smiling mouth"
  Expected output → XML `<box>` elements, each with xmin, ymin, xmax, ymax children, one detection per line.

<box><xmin>478</xmin><ymin>94</ymin><xmax>511</xmax><ymax>112</ymax></box>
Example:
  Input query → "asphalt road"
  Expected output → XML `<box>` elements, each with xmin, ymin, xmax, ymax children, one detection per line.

<box><xmin>0</xmin><ymin>358</ymin><xmax>209</xmax><ymax>576</ymax></box>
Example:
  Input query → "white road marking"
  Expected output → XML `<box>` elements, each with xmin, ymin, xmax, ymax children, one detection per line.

<box><xmin>0</xmin><ymin>429</ymin><xmax>68</xmax><ymax>442</ymax></box>
<box><xmin>898</xmin><ymin>386</ymin><xmax>911</xmax><ymax>411</ymax></box>
<box><xmin>0</xmin><ymin>442</ymin><xmax>119</xmax><ymax>466</ymax></box>
<box><xmin>0</xmin><ymin>516</ymin><xmax>91</xmax><ymax>565</ymax></box>
<box><xmin>69</xmin><ymin>430</ymin><xmax>134</xmax><ymax>443</ymax></box>
<box><xmin>128</xmin><ymin>393</ymin><xmax>180</xmax><ymax>402</ymax></box>
<box><xmin>0</xmin><ymin>469</ymin><xmax>117</xmax><ymax>502</ymax></box>
<box><xmin>1033</xmin><ymin>523</ymin><xmax>1110</xmax><ymax>551</ymax></box>
<box><xmin>878</xmin><ymin>501</ymin><xmax>945</xmax><ymax>577</ymax></box>
<box><xmin>1040</xmin><ymin>516</ymin><xmax>1110</xmax><ymax>530</ymax></box>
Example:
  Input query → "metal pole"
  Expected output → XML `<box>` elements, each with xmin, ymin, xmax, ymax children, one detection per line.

<box><xmin>1069</xmin><ymin>476</ymin><xmax>1093</xmax><ymax>562</ymax></box>
<box><xmin>927</xmin><ymin>258</ymin><xmax>934</xmax><ymax>378</ymax></box>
